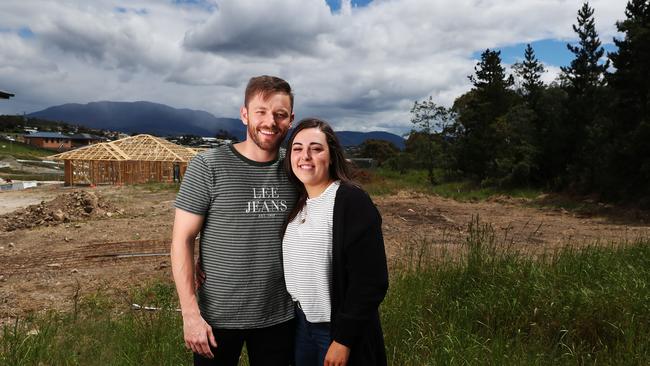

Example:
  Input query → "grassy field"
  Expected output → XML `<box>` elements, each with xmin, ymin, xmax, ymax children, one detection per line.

<box><xmin>2</xmin><ymin>219</ymin><xmax>648</xmax><ymax>365</ymax></box>
<box><xmin>362</xmin><ymin>168</ymin><xmax>542</xmax><ymax>201</ymax></box>
<box><xmin>0</xmin><ymin>140</ymin><xmax>54</xmax><ymax>160</ymax></box>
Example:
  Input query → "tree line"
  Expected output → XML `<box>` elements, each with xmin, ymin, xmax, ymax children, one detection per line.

<box><xmin>363</xmin><ymin>0</ymin><xmax>649</xmax><ymax>206</ymax></box>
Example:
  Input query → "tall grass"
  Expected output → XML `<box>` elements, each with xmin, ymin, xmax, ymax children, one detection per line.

<box><xmin>363</xmin><ymin>168</ymin><xmax>541</xmax><ymax>201</ymax></box>
<box><xmin>1</xmin><ymin>283</ymin><xmax>189</xmax><ymax>366</ymax></box>
<box><xmin>2</xmin><ymin>219</ymin><xmax>649</xmax><ymax>365</ymax></box>
<box><xmin>382</xmin><ymin>217</ymin><xmax>650</xmax><ymax>365</ymax></box>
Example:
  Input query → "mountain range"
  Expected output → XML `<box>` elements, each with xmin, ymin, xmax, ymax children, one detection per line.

<box><xmin>28</xmin><ymin>101</ymin><xmax>405</xmax><ymax>148</ymax></box>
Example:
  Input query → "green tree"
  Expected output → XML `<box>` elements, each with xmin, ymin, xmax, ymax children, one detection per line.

<box><xmin>215</xmin><ymin>129</ymin><xmax>239</xmax><ymax>142</ymax></box>
<box><xmin>560</xmin><ymin>1</ymin><xmax>610</xmax><ymax>191</ymax></box>
<box><xmin>513</xmin><ymin>44</ymin><xmax>546</xmax><ymax>105</ymax></box>
<box><xmin>453</xmin><ymin>49</ymin><xmax>517</xmax><ymax>181</ymax></box>
<box><xmin>605</xmin><ymin>0</ymin><xmax>650</xmax><ymax>200</ymax></box>
<box><xmin>561</xmin><ymin>2</ymin><xmax>609</xmax><ymax>93</ymax></box>
<box><xmin>358</xmin><ymin>139</ymin><xmax>399</xmax><ymax>166</ymax></box>
<box><xmin>177</xmin><ymin>134</ymin><xmax>203</xmax><ymax>146</ymax></box>
<box><xmin>490</xmin><ymin>105</ymin><xmax>539</xmax><ymax>187</ymax></box>
<box><xmin>409</xmin><ymin>97</ymin><xmax>454</xmax><ymax>184</ymax></box>
<box><xmin>534</xmin><ymin>85</ymin><xmax>570</xmax><ymax>187</ymax></box>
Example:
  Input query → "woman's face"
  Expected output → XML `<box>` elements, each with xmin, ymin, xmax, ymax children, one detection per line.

<box><xmin>290</xmin><ymin>127</ymin><xmax>331</xmax><ymax>189</ymax></box>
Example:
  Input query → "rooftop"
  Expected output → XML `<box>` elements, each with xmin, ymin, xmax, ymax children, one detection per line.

<box><xmin>0</xmin><ymin>90</ymin><xmax>15</xmax><ymax>99</ymax></box>
<box><xmin>23</xmin><ymin>132</ymin><xmax>69</xmax><ymax>139</ymax></box>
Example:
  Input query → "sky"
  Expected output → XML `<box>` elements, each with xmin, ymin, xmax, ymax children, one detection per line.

<box><xmin>0</xmin><ymin>0</ymin><xmax>628</xmax><ymax>135</ymax></box>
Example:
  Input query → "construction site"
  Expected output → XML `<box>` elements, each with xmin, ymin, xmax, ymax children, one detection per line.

<box><xmin>48</xmin><ymin>134</ymin><xmax>199</xmax><ymax>186</ymax></box>
<box><xmin>2</xmin><ymin>175</ymin><xmax>650</xmax><ymax>321</ymax></box>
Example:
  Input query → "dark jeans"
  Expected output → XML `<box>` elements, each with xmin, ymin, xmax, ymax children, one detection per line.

<box><xmin>294</xmin><ymin>304</ymin><xmax>332</xmax><ymax>366</ymax></box>
<box><xmin>193</xmin><ymin>320</ymin><xmax>294</xmax><ymax>366</ymax></box>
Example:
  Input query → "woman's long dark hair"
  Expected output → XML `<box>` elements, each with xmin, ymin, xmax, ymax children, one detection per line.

<box><xmin>282</xmin><ymin>118</ymin><xmax>355</xmax><ymax>235</ymax></box>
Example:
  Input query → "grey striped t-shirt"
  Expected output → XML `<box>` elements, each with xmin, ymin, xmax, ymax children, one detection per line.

<box><xmin>175</xmin><ymin>144</ymin><xmax>297</xmax><ymax>329</ymax></box>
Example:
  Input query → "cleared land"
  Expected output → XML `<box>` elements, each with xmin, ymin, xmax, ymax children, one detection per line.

<box><xmin>1</xmin><ymin>184</ymin><xmax>649</xmax><ymax>322</ymax></box>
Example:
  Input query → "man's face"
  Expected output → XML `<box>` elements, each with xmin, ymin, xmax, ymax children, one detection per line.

<box><xmin>241</xmin><ymin>92</ymin><xmax>294</xmax><ymax>152</ymax></box>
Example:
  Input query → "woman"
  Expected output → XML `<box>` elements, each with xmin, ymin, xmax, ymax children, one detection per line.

<box><xmin>282</xmin><ymin>118</ymin><xmax>389</xmax><ymax>366</ymax></box>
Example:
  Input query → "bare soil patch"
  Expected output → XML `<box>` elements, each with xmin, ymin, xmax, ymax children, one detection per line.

<box><xmin>0</xmin><ymin>190</ymin><xmax>122</xmax><ymax>231</ymax></box>
<box><xmin>1</xmin><ymin>185</ymin><xmax>649</xmax><ymax>321</ymax></box>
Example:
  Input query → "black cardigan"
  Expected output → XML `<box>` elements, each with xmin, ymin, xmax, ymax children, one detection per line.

<box><xmin>330</xmin><ymin>183</ymin><xmax>389</xmax><ymax>366</ymax></box>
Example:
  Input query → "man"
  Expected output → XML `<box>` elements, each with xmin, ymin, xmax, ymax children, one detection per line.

<box><xmin>171</xmin><ymin>75</ymin><xmax>296</xmax><ymax>365</ymax></box>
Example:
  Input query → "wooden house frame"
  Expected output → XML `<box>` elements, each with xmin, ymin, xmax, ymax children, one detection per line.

<box><xmin>49</xmin><ymin>134</ymin><xmax>200</xmax><ymax>186</ymax></box>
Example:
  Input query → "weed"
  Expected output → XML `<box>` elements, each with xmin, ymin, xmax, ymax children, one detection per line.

<box><xmin>2</xmin><ymin>221</ymin><xmax>649</xmax><ymax>365</ymax></box>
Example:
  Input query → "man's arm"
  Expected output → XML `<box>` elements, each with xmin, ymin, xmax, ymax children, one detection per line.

<box><xmin>171</xmin><ymin>208</ymin><xmax>217</xmax><ymax>359</ymax></box>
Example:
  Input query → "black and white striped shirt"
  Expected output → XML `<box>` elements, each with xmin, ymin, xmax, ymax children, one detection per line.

<box><xmin>283</xmin><ymin>181</ymin><xmax>340</xmax><ymax>323</ymax></box>
<box><xmin>175</xmin><ymin>145</ymin><xmax>296</xmax><ymax>329</ymax></box>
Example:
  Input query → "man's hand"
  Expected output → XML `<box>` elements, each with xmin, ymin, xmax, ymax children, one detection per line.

<box><xmin>324</xmin><ymin>340</ymin><xmax>350</xmax><ymax>366</ymax></box>
<box><xmin>183</xmin><ymin>312</ymin><xmax>217</xmax><ymax>359</ymax></box>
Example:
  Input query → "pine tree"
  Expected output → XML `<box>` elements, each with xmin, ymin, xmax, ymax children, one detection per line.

<box><xmin>513</xmin><ymin>44</ymin><xmax>545</xmax><ymax>103</ymax></box>
<box><xmin>561</xmin><ymin>2</ymin><xmax>609</xmax><ymax>94</ymax></box>
<box><xmin>451</xmin><ymin>49</ymin><xmax>517</xmax><ymax>181</ymax></box>
<box><xmin>608</xmin><ymin>0</ymin><xmax>650</xmax><ymax>125</ymax></box>
<box><xmin>606</xmin><ymin>0</ymin><xmax>650</xmax><ymax>200</ymax></box>
<box><xmin>558</xmin><ymin>2</ymin><xmax>610</xmax><ymax>191</ymax></box>
<box><xmin>467</xmin><ymin>49</ymin><xmax>515</xmax><ymax>124</ymax></box>
<box><xmin>469</xmin><ymin>49</ymin><xmax>514</xmax><ymax>93</ymax></box>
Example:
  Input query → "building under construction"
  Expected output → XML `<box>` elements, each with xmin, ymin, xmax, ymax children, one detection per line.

<box><xmin>49</xmin><ymin>134</ymin><xmax>200</xmax><ymax>186</ymax></box>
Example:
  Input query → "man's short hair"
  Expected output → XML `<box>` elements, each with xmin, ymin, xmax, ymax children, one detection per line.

<box><xmin>245</xmin><ymin>75</ymin><xmax>294</xmax><ymax>111</ymax></box>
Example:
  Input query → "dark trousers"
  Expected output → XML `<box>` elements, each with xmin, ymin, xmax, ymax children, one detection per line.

<box><xmin>193</xmin><ymin>320</ymin><xmax>294</xmax><ymax>366</ymax></box>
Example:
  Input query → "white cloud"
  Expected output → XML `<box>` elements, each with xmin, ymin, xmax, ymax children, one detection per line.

<box><xmin>0</xmin><ymin>0</ymin><xmax>630</xmax><ymax>135</ymax></box>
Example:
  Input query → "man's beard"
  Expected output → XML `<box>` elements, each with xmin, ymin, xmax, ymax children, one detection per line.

<box><xmin>248</xmin><ymin>124</ymin><xmax>285</xmax><ymax>151</ymax></box>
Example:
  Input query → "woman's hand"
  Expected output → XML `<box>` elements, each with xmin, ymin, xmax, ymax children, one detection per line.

<box><xmin>324</xmin><ymin>340</ymin><xmax>351</xmax><ymax>366</ymax></box>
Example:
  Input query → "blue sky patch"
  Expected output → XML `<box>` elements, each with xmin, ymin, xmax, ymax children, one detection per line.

<box><xmin>115</xmin><ymin>7</ymin><xmax>148</xmax><ymax>15</ymax></box>
<box><xmin>171</xmin><ymin>0</ymin><xmax>215</xmax><ymax>11</ymax></box>
<box><xmin>473</xmin><ymin>39</ymin><xmax>618</xmax><ymax>67</ymax></box>
<box><xmin>172</xmin><ymin>0</ymin><xmax>209</xmax><ymax>6</ymax></box>
<box><xmin>326</xmin><ymin>0</ymin><xmax>373</xmax><ymax>12</ymax></box>
<box><xmin>18</xmin><ymin>27</ymin><xmax>34</xmax><ymax>39</ymax></box>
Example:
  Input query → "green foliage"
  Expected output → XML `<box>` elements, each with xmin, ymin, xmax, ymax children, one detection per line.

<box><xmin>561</xmin><ymin>2</ymin><xmax>609</xmax><ymax>92</ymax></box>
<box><xmin>176</xmin><ymin>134</ymin><xmax>203</xmax><ymax>146</ymax></box>
<box><xmin>362</xmin><ymin>168</ymin><xmax>541</xmax><ymax>201</ymax></box>
<box><xmin>383</xmin><ymin>221</ymin><xmax>650</xmax><ymax>365</ymax></box>
<box><xmin>407</xmin><ymin>97</ymin><xmax>455</xmax><ymax>184</ymax></box>
<box><xmin>384</xmin><ymin>151</ymin><xmax>416</xmax><ymax>174</ymax></box>
<box><xmin>358</xmin><ymin>139</ymin><xmax>399</xmax><ymax>166</ymax></box>
<box><xmin>605</xmin><ymin>0</ymin><xmax>650</xmax><ymax>200</ymax></box>
<box><xmin>3</xmin><ymin>225</ymin><xmax>649</xmax><ymax>365</ymax></box>
<box><xmin>405</xmin><ymin>2</ymin><xmax>650</xmax><ymax>203</ymax></box>
<box><xmin>513</xmin><ymin>44</ymin><xmax>545</xmax><ymax>104</ymax></box>
<box><xmin>452</xmin><ymin>49</ymin><xmax>520</xmax><ymax>182</ymax></box>
<box><xmin>0</xmin><ymin>281</ymin><xmax>190</xmax><ymax>366</ymax></box>
<box><xmin>558</xmin><ymin>2</ymin><xmax>612</xmax><ymax>194</ymax></box>
<box><xmin>487</xmin><ymin>105</ymin><xmax>539</xmax><ymax>187</ymax></box>
<box><xmin>362</xmin><ymin>168</ymin><xmax>437</xmax><ymax>196</ymax></box>
<box><xmin>215</xmin><ymin>129</ymin><xmax>239</xmax><ymax>142</ymax></box>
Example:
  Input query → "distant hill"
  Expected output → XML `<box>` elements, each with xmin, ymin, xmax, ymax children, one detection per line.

<box><xmin>28</xmin><ymin>101</ymin><xmax>245</xmax><ymax>138</ymax></box>
<box><xmin>336</xmin><ymin>131</ymin><xmax>405</xmax><ymax>149</ymax></box>
<box><xmin>27</xmin><ymin>101</ymin><xmax>405</xmax><ymax>147</ymax></box>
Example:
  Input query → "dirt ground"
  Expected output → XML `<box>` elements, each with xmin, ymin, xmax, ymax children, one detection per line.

<box><xmin>1</xmin><ymin>184</ymin><xmax>649</xmax><ymax>322</ymax></box>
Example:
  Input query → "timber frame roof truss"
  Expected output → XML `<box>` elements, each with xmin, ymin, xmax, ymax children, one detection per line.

<box><xmin>49</xmin><ymin>134</ymin><xmax>198</xmax><ymax>162</ymax></box>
